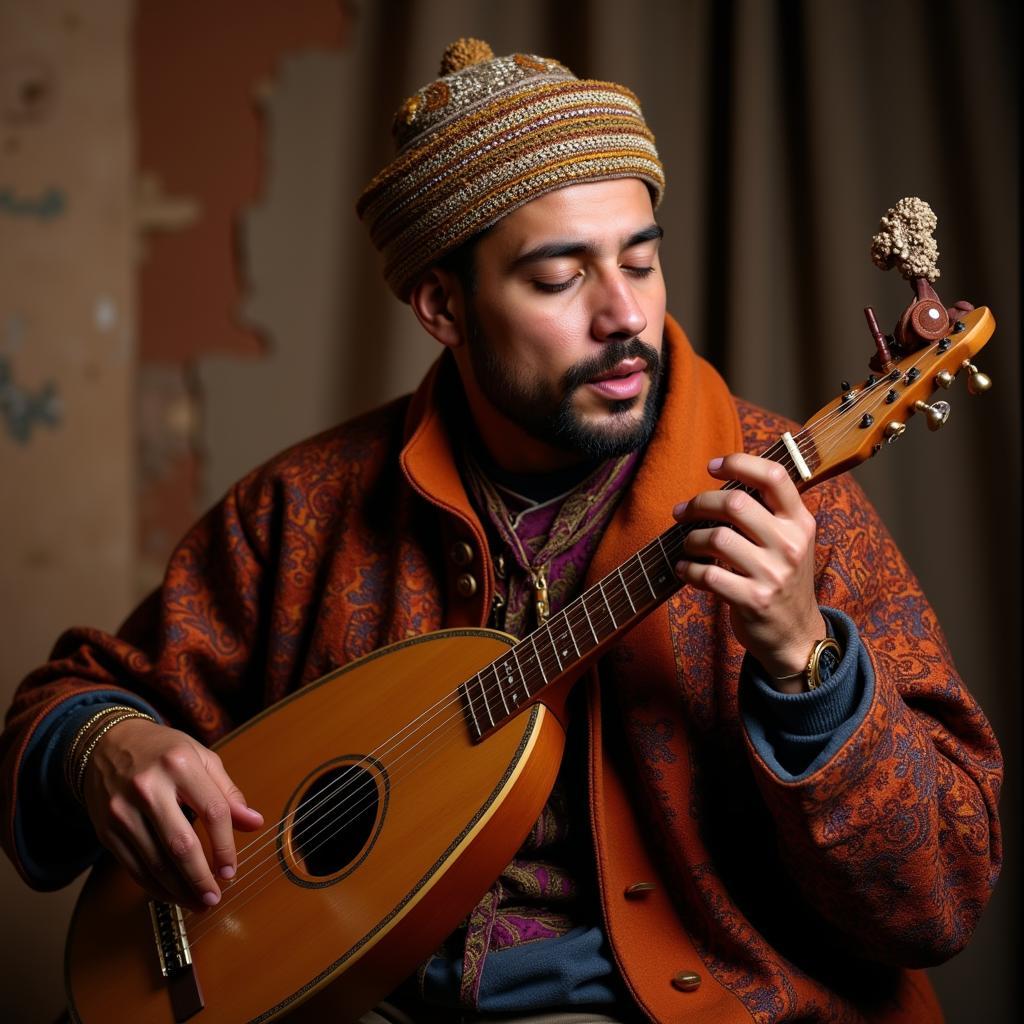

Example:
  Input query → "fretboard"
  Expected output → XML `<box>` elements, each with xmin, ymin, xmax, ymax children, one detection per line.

<box><xmin>460</xmin><ymin>436</ymin><xmax>815</xmax><ymax>741</ymax></box>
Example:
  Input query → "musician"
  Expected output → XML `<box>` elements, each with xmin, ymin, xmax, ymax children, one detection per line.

<box><xmin>1</xmin><ymin>39</ymin><xmax>1001</xmax><ymax>1024</ymax></box>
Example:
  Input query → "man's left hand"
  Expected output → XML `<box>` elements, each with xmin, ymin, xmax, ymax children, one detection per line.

<box><xmin>672</xmin><ymin>453</ymin><xmax>825</xmax><ymax>685</ymax></box>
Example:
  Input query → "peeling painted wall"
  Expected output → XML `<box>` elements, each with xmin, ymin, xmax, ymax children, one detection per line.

<box><xmin>199</xmin><ymin>34</ymin><xmax>438</xmax><ymax>509</ymax></box>
<box><xmin>0</xmin><ymin>1</ymin><xmax>135</xmax><ymax>1018</ymax></box>
<box><xmin>133</xmin><ymin>0</ymin><xmax>345</xmax><ymax>588</ymax></box>
<box><xmin>0</xmin><ymin>1</ymin><xmax>347</xmax><ymax>1016</ymax></box>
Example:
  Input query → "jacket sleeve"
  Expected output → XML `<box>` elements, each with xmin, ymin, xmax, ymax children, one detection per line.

<box><xmin>0</xmin><ymin>475</ymin><xmax>273</xmax><ymax>890</ymax></box>
<box><xmin>740</xmin><ymin>472</ymin><xmax>1003</xmax><ymax>966</ymax></box>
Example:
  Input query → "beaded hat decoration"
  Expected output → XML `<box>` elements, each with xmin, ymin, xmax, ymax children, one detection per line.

<box><xmin>356</xmin><ymin>38</ymin><xmax>665</xmax><ymax>301</ymax></box>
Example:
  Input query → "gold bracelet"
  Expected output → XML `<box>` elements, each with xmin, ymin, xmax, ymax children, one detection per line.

<box><xmin>772</xmin><ymin>666</ymin><xmax>806</xmax><ymax>682</ymax></box>
<box><xmin>63</xmin><ymin>705</ymin><xmax>142</xmax><ymax>794</ymax></box>
<box><xmin>72</xmin><ymin>710</ymin><xmax>155</xmax><ymax>804</ymax></box>
<box><xmin>772</xmin><ymin>637</ymin><xmax>842</xmax><ymax>690</ymax></box>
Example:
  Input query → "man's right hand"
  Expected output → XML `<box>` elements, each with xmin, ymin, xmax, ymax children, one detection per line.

<box><xmin>80</xmin><ymin>718</ymin><xmax>264</xmax><ymax>911</ymax></box>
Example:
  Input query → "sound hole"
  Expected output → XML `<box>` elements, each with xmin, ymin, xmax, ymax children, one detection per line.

<box><xmin>292</xmin><ymin>764</ymin><xmax>379</xmax><ymax>877</ymax></box>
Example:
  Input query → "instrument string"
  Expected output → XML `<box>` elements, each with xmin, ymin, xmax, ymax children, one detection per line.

<box><xmin>186</xmin><ymin>343</ymin><xmax>942</xmax><ymax>944</ymax></box>
<box><xmin>189</xmin><ymin>346</ymin><xmax>932</xmax><ymax>938</ymax></box>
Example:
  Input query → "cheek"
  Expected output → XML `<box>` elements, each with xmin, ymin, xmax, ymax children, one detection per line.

<box><xmin>641</xmin><ymin>282</ymin><xmax>667</xmax><ymax>340</ymax></box>
<box><xmin>486</xmin><ymin>306</ymin><xmax>579</xmax><ymax>382</ymax></box>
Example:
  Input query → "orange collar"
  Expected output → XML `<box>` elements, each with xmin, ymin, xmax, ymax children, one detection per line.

<box><xmin>399</xmin><ymin>314</ymin><xmax>742</xmax><ymax>585</ymax></box>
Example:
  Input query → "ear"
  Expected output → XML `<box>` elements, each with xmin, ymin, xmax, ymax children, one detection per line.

<box><xmin>408</xmin><ymin>268</ymin><xmax>466</xmax><ymax>349</ymax></box>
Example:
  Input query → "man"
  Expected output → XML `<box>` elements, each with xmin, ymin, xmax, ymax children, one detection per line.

<box><xmin>0</xmin><ymin>39</ymin><xmax>1002</xmax><ymax>1024</ymax></box>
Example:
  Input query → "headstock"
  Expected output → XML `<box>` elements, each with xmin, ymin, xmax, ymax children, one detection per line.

<box><xmin>794</xmin><ymin>305</ymin><xmax>995</xmax><ymax>490</ymax></box>
<box><xmin>775</xmin><ymin>198</ymin><xmax>995</xmax><ymax>491</ymax></box>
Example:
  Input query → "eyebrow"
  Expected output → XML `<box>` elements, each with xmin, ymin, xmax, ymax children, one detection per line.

<box><xmin>510</xmin><ymin>223</ymin><xmax>664</xmax><ymax>270</ymax></box>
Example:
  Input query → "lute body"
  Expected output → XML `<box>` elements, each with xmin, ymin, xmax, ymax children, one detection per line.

<box><xmin>66</xmin><ymin>629</ymin><xmax>570</xmax><ymax>1023</ymax></box>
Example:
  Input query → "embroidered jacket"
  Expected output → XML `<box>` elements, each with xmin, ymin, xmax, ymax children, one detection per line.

<box><xmin>0</xmin><ymin>318</ymin><xmax>1002</xmax><ymax>1023</ymax></box>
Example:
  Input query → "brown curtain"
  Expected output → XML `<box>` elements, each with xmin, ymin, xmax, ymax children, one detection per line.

<box><xmin>329</xmin><ymin>1</ymin><xmax>1018</xmax><ymax>1019</ymax></box>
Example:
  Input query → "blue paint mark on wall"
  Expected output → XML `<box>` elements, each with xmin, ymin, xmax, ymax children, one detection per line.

<box><xmin>0</xmin><ymin>358</ymin><xmax>61</xmax><ymax>443</ymax></box>
<box><xmin>0</xmin><ymin>186</ymin><xmax>67</xmax><ymax>220</ymax></box>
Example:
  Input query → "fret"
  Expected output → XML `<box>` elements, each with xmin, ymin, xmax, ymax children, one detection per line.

<box><xmin>499</xmin><ymin>655</ymin><xmax>523</xmax><ymax>707</ymax></box>
<box><xmin>617</xmin><ymin>566</ymin><xmax>637</xmax><ymax>613</ymax></box>
<box><xmin>580</xmin><ymin>593</ymin><xmax>599</xmax><ymax>643</ymax></box>
<box><xmin>599</xmin><ymin>581</ymin><xmax>618</xmax><ymax>629</ymax></box>
<box><xmin>545</xmin><ymin>622</ymin><xmax>564</xmax><ymax>671</ymax></box>
<box><xmin>511</xmin><ymin>645</ymin><xmax>529</xmax><ymax>698</ymax></box>
<box><xmin>663</xmin><ymin>525</ymin><xmax>684</xmax><ymax>562</ymax></box>
<box><xmin>637</xmin><ymin>551</ymin><xmax>657</xmax><ymax>597</ymax></box>
<box><xmin>647</xmin><ymin>544</ymin><xmax>672</xmax><ymax>589</ymax></box>
<box><xmin>478</xmin><ymin>669</ymin><xmax>496</xmax><ymax>727</ymax></box>
<box><xmin>655</xmin><ymin>534</ymin><xmax>675</xmax><ymax>575</ymax></box>
<box><xmin>530</xmin><ymin>635</ymin><xmax>548</xmax><ymax>685</ymax></box>
<box><xmin>561</xmin><ymin>614</ymin><xmax>581</xmax><ymax>659</ymax></box>
<box><xmin>494</xmin><ymin>664</ymin><xmax>511</xmax><ymax>715</ymax></box>
<box><xmin>462</xmin><ymin>679</ymin><xmax>482</xmax><ymax>737</ymax></box>
<box><xmin>495</xmin><ymin>662</ymin><xmax>520</xmax><ymax>709</ymax></box>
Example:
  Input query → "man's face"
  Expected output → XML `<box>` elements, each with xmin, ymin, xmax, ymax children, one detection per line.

<box><xmin>455</xmin><ymin>178</ymin><xmax>667</xmax><ymax>464</ymax></box>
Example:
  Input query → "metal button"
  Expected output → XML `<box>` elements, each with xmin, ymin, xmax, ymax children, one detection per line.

<box><xmin>671</xmin><ymin>971</ymin><xmax>701</xmax><ymax>992</ymax></box>
<box><xmin>449</xmin><ymin>541</ymin><xmax>474</xmax><ymax>566</ymax></box>
<box><xmin>625</xmin><ymin>882</ymin><xmax>656</xmax><ymax>898</ymax></box>
<box><xmin>456</xmin><ymin>573</ymin><xmax>477</xmax><ymax>597</ymax></box>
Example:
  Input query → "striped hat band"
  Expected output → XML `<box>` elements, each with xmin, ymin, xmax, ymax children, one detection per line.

<box><xmin>356</xmin><ymin>40</ymin><xmax>665</xmax><ymax>301</ymax></box>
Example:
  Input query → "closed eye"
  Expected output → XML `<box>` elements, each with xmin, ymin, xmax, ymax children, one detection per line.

<box><xmin>533</xmin><ymin>274</ymin><xmax>581</xmax><ymax>293</ymax></box>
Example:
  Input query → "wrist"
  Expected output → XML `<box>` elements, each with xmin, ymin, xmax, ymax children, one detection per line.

<box><xmin>65</xmin><ymin>706</ymin><xmax>156</xmax><ymax>804</ymax></box>
<box><xmin>768</xmin><ymin>633</ymin><xmax>842</xmax><ymax>694</ymax></box>
<box><xmin>756</xmin><ymin>612</ymin><xmax>827</xmax><ymax>681</ymax></box>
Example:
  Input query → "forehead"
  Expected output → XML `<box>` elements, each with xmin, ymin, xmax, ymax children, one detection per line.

<box><xmin>481</xmin><ymin>178</ymin><xmax>658</xmax><ymax>259</ymax></box>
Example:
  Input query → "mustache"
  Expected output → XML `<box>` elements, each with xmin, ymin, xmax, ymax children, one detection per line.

<box><xmin>561</xmin><ymin>337</ymin><xmax>661</xmax><ymax>392</ymax></box>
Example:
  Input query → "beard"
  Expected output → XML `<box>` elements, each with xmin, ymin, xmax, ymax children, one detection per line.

<box><xmin>465</xmin><ymin>314</ymin><xmax>664</xmax><ymax>461</ymax></box>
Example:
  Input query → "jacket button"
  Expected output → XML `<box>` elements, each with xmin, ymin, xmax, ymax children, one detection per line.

<box><xmin>456</xmin><ymin>573</ymin><xmax>478</xmax><ymax>597</ymax></box>
<box><xmin>671</xmin><ymin>971</ymin><xmax>701</xmax><ymax>992</ymax></box>
<box><xmin>450</xmin><ymin>541</ymin><xmax>474</xmax><ymax>566</ymax></box>
<box><xmin>624</xmin><ymin>882</ymin><xmax>656</xmax><ymax>898</ymax></box>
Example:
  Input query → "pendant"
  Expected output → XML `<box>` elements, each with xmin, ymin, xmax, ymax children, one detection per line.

<box><xmin>532</xmin><ymin>565</ymin><xmax>549</xmax><ymax>623</ymax></box>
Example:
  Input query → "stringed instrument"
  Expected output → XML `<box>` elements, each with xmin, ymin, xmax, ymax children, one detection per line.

<box><xmin>64</xmin><ymin>288</ymin><xmax>994</xmax><ymax>1021</ymax></box>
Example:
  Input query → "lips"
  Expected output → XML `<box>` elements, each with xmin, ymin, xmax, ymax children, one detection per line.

<box><xmin>586</xmin><ymin>358</ymin><xmax>648</xmax><ymax>400</ymax></box>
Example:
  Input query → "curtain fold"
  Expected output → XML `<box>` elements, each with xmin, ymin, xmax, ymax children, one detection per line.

<box><xmin>332</xmin><ymin>3</ymin><xmax>1017</xmax><ymax>1018</ymax></box>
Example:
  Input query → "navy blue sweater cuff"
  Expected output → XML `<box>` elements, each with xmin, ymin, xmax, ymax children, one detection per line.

<box><xmin>740</xmin><ymin>608</ymin><xmax>874</xmax><ymax>779</ymax></box>
<box><xmin>15</xmin><ymin>691</ymin><xmax>162</xmax><ymax>889</ymax></box>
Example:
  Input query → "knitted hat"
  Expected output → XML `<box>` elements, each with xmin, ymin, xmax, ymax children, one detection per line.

<box><xmin>356</xmin><ymin>38</ymin><xmax>665</xmax><ymax>301</ymax></box>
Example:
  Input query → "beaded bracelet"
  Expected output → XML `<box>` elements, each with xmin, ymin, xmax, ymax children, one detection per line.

<box><xmin>71</xmin><ymin>709</ymin><xmax>155</xmax><ymax>805</ymax></box>
<box><xmin>63</xmin><ymin>705</ymin><xmax>142</xmax><ymax>795</ymax></box>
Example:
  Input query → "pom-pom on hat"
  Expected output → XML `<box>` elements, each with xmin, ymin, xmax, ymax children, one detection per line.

<box><xmin>357</xmin><ymin>38</ymin><xmax>665</xmax><ymax>301</ymax></box>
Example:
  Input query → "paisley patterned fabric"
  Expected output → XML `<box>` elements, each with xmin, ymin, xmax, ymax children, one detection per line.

<box><xmin>0</xmin><ymin>319</ymin><xmax>1002</xmax><ymax>1024</ymax></box>
<box><xmin>464</xmin><ymin>449</ymin><xmax>640</xmax><ymax>641</ymax></box>
<box><xmin>454</xmin><ymin>453</ymin><xmax>635</xmax><ymax>1006</ymax></box>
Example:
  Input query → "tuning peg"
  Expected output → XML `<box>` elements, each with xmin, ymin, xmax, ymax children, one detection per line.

<box><xmin>914</xmin><ymin>399</ymin><xmax>951</xmax><ymax>431</ymax></box>
<box><xmin>961</xmin><ymin>360</ymin><xmax>992</xmax><ymax>395</ymax></box>
<box><xmin>884</xmin><ymin>422</ymin><xmax>906</xmax><ymax>443</ymax></box>
<box><xmin>935</xmin><ymin>370</ymin><xmax>955</xmax><ymax>389</ymax></box>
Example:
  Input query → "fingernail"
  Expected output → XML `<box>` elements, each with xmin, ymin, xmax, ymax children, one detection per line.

<box><xmin>708</xmin><ymin>457</ymin><xmax>724</xmax><ymax>472</ymax></box>
<box><xmin>202</xmin><ymin>890</ymin><xmax>220</xmax><ymax>906</ymax></box>
<box><xmin>673</xmin><ymin>500</ymin><xmax>688</xmax><ymax>516</ymax></box>
<box><xmin>219</xmin><ymin>865</ymin><xmax>236</xmax><ymax>880</ymax></box>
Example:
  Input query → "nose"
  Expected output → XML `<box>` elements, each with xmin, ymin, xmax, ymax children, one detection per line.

<box><xmin>591</xmin><ymin>269</ymin><xmax>647</xmax><ymax>342</ymax></box>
